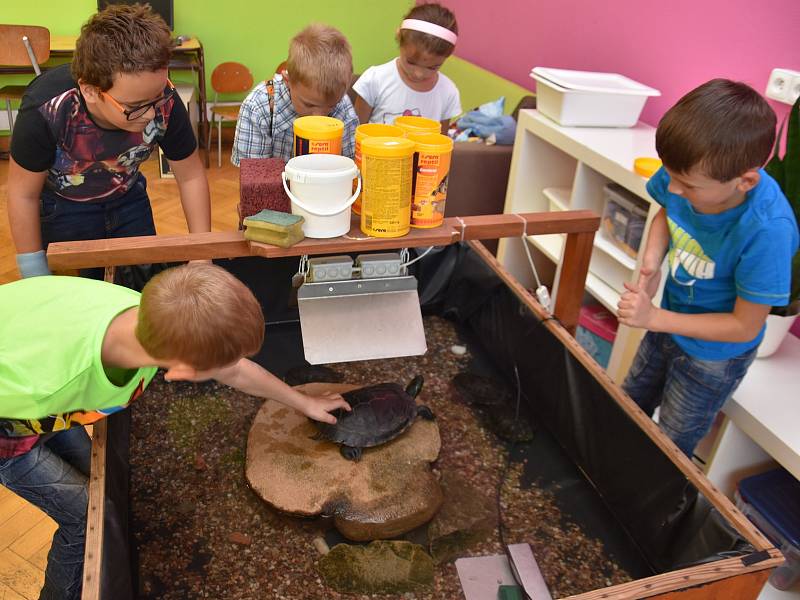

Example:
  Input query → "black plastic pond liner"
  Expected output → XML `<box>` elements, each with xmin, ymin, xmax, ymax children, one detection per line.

<box><xmin>413</xmin><ymin>243</ymin><xmax>752</xmax><ymax>573</ymax></box>
<box><xmin>97</xmin><ymin>246</ymin><xmax>751</xmax><ymax>598</ymax></box>
<box><xmin>98</xmin><ymin>410</ymin><xmax>137</xmax><ymax>599</ymax></box>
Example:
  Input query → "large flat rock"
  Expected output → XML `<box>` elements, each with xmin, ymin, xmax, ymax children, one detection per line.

<box><xmin>245</xmin><ymin>383</ymin><xmax>442</xmax><ymax>541</ymax></box>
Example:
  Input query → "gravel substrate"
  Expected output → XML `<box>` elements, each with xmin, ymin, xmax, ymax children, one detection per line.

<box><xmin>130</xmin><ymin>316</ymin><xmax>633</xmax><ymax>599</ymax></box>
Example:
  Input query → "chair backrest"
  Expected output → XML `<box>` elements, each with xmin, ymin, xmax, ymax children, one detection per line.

<box><xmin>210</xmin><ymin>62</ymin><xmax>254</xmax><ymax>95</ymax></box>
<box><xmin>0</xmin><ymin>24</ymin><xmax>50</xmax><ymax>67</ymax></box>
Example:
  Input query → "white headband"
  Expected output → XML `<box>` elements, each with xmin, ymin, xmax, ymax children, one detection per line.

<box><xmin>400</xmin><ymin>19</ymin><xmax>458</xmax><ymax>46</ymax></box>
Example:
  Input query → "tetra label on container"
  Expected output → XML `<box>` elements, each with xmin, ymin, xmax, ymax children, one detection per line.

<box><xmin>411</xmin><ymin>151</ymin><xmax>451</xmax><ymax>228</ymax></box>
<box><xmin>361</xmin><ymin>154</ymin><xmax>413</xmax><ymax>237</ymax></box>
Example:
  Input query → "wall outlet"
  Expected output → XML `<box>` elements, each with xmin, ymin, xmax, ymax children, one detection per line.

<box><xmin>766</xmin><ymin>68</ymin><xmax>800</xmax><ymax>105</ymax></box>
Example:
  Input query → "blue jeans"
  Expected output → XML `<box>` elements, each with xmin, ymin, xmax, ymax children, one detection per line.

<box><xmin>623</xmin><ymin>331</ymin><xmax>757</xmax><ymax>458</ymax></box>
<box><xmin>0</xmin><ymin>428</ymin><xmax>91</xmax><ymax>600</ymax></box>
<box><xmin>40</xmin><ymin>175</ymin><xmax>156</xmax><ymax>279</ymax></box>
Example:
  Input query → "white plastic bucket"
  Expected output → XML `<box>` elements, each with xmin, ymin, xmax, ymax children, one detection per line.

<box><xmin>282</xmin><ymin>154</ymin><xmax>361</xmax><ymax>238</ymax></box>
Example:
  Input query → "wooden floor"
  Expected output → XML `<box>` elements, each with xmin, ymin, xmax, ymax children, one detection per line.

<box><xmin>0</xmin><ymin>143</ymin><xmax>239</xmax><ymax>598</ymax></box>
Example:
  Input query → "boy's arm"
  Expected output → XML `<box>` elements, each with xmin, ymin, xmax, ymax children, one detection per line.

<box><xmin>637</xmin><ymin>207</ymin><xmax>669</xmax><ymax>298</ymax></box>
<box><xmin>619</xmin><ymin>291</ymin><xmax>770</xmax><ymax>343</ymax></box>
<box><xmin>442</xmin><ymin>85</ymin><xmax>461</xmax><ymax>134</ymax></box>
<box><xmin>167</xmin><ymin>148</ymin><xmax>212</xmax><ymax>233</ymax></box>
<box><xmin>620</xmin><ymin>208</ymin><xmax>796</xmax><ymax>343</ymax></box>
<box><xmin>232</xmin><ymin>90</ymin><xmax>273</xmax><ymax>165</ymax></box>
<box><xmin>211</xmin><ymin>358</ymin><xmax>350</xmax><ymax>424</ymax></box>
<box><xmin>353</xmin><ymin>94</ymin><xmax>373</xmax><ymax>124</ymax></box>
<box><xmin>7</xmin><ymin>158</ymin><xmax>50</xmax><ymax>276</ymax></box>
<box><xmin>619</xmin><ymin>207</ymin><xmax>770</xmax><ymax>341</ymax></box>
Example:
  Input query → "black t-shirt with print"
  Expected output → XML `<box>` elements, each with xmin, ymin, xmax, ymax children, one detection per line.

<box><xmin>10</xmin><ymin>64</ymin><xmax>196</xmax><ymax>202</ymax></box>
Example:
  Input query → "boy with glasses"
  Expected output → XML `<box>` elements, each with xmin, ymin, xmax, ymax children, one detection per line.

<box><xmin>7</xmin><ymin>4</ymin><xmax>211</xmax><ymax>279</ymax></box>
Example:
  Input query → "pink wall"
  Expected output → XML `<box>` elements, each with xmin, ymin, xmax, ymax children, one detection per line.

<box><xmin>442</xmin><ymin>0</ymin><xmax>800</xmax><ymax>125</ymax></box>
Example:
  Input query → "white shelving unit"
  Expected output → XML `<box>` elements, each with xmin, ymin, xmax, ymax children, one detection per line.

<box><xmin>498</xmin><ymin>109</ymin><xmax>661</xmax><ymax>383</ymax></box>
<box><xmin>706</xmin><ymin>334</ymin><xmax>800</xmax><ymax>600</ymax></box>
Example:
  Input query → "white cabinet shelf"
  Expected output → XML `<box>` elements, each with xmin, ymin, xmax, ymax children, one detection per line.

<box><xmin>499</xmin><ymin>109</ymin><xmax>661</xmax><ymax>383</ymax></box>
<box><xmin>594</xmin><ymin>234</ymin><xmax>637</xmax><ymax>271</ymax></box>
<box><xmin>527</xmin><ymin>233</ymin><xmax>563</xmax><ymax>263</ymax></box>
<box><xmin>542</xmin><ymin>186</ymin><xmax>570</xmax><ymax>212</ymax></box>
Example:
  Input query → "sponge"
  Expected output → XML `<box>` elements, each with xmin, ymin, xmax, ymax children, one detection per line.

<box><xmin>239</xmin><ymin>158</ymin><xmax>289</xmax><ymax>226</ymax></box>
<box><xmin>243</xmin><ymin>209</ymin><xmax>305</xmax><ymax>248</ymax></box>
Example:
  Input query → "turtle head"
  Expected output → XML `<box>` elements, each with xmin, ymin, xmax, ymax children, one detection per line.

<box><xmin>405</xmin><ymin>375</ymin><xmax>424</xmax><ymax>398</ymax></box>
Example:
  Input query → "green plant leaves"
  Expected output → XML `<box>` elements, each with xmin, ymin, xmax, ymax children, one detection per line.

<box><xmin>765</xmin><ymin>95</ymin><xmax>800</xmax><ymax>311</ymax></box>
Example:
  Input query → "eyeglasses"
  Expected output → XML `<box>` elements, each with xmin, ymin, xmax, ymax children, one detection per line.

<box><xmin>101</xmin><ymin>80</ymin><xmax>176</xmax><ymax>121</ymax></box>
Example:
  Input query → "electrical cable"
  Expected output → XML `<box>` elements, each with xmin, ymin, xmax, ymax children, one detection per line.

<box><xmin>521</xmin><ymin>233</ymin><xmax>543</xmax><ymax>291</ymax></box>
<box><xmin>400</xmin><ymin>246</ymin><xmax>435</xmax><ymax>269</ymax></box>
<box><xmin>495</xmin><ymin>363</ymin><xmax>532</xmax><ymax>600</ymax></box>
<box><xmin>512</xmin><ymin>215</ymin><xmax>551</xmax><ymax>313</ymax></box>
<box><xmin>521</xmin><ymin>234</ymin><xmax>552</xmax><ymax>313</ymax></box>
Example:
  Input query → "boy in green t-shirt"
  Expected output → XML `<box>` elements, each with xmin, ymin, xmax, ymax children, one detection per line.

<box><xmin>0</xmin><ymin>263</ymin><xmax>349</xmax><ymax>599</ymax></box>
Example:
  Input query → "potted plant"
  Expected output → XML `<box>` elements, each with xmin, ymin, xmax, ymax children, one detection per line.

<box><xmin>759</xmin><ymin>94</ymin><xmax>800</xmax><ymax>356</ymax></box>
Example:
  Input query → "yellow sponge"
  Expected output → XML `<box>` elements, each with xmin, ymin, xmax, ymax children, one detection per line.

<box><xmin>243</xmin><ymin>209</ymin><xmax>305</xmax><ymax>248</ymax></box>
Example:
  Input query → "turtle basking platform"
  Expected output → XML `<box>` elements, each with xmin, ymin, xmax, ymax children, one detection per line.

<box><xmin>244</xmin><ymin>381</ymin><xmax>444</xmax><ymax>541</ymax></box>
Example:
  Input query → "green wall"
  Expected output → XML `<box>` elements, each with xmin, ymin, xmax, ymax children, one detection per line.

<box><xmin>3</xmin><ymin>2</ymin><xmax>534</xmax><ymax>124</ymax></box>
<box><xmin>3</xmin><ymin>0</ymin><xmax>413</xmax><ymax>99</ymax></box>
<box><xmin>442</xmin><ymin>56</ymin><xmax>534</xmax><ymax>115</ymax></box>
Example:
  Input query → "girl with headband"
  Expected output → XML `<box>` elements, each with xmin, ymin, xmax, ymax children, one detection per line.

<box><xmin>353</xmin><ymin>3</ymin><xmax>462</xmax><ymax>132</ymax></box>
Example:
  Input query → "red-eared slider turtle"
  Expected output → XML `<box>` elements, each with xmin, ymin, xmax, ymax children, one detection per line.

<box><xmin>452</xmin><ymin>373</ymin><xmax>511</xmax><ymax>406</ymax></box>
<box><xmin>284</xmin><ymin>364</ymin><xmax>344</xmax><ymax>386</ymax></box>
<box><xmin>451</xmin><ymin>372</ymin><xmax>535</xmax><ymax>443</ymax></box>
<box><xmin>312</xmin><ymin>376</ymin><xmax>433</xmax><ymax>461</ymax></box>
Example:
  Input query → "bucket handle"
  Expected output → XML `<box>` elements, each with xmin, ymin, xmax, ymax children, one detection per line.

<box><xmin>282</xmin><ymin>171</ymin><xmax>361</xmax><ymax>217</ymax></box>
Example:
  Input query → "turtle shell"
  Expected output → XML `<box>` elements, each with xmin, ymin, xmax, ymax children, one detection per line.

<box><xmin>314</xmin><ymin>382</ymin><xmax>419</xmax><ymax>449</ymax></box>
<box><xmin>284</xmin><ymin>364</ymin><xmax>344</xmax><ymax>386</ymax></box>
<box><xmin>452</xmin><ymin>372</ymin><xmax>512</xmax><ymax>407</ymax></box>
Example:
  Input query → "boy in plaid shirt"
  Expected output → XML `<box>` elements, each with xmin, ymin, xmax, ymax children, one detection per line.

<box><xmin>232</xmin><ymin>24</ymin><xmax>358</xmax><ymax>164</ymax></box>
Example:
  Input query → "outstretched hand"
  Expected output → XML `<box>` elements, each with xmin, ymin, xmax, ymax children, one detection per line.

<box><xmin>618</xmin><ymin>281</ymin><xmax>656</xmax><ymax>329</ymax></box>
<box><xmin>302</xmin><ymin>392</ymin><xmax>351</xmax><ymax>425</ymax></box>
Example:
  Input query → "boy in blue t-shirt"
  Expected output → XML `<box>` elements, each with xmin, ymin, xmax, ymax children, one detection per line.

<box><xmin>618</xmin><ymin>79</ymin><xmax>799</xmax><ymax>457</ymax></box>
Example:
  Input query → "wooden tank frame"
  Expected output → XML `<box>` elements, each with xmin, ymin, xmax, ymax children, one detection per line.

<box><xmin>46</xmin><ymin>211</ymin><xmax>782</xmax><ymax>600</ymax></box>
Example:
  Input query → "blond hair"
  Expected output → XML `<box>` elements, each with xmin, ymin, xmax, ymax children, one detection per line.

<box><xmin>286</xmin><ymin>24</ymin><xmax>353</xmax><ymax>103</ymax></box>
<box><xmin>136</xmin><ymin>263</ymin><xmax>265</xmax><ymax>370</ymax></box>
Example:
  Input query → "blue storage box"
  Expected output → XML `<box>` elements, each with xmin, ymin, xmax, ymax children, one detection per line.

<box><xmin>736</xmin><ymin>468</ymin><xmax>800</xmax><ymax>590</ymax></box>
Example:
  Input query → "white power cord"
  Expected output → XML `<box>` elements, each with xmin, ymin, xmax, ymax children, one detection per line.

<box><xmin>399</xmin><ymin>246</ymin><xmax>435</xmax><ymax>271</ymax></box>
<box><xmin>518</xmin><ymin>225</ymin><xmax>551</xmax><ymax>313</ymax></box>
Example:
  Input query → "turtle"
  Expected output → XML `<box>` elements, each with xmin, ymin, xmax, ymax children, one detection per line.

<box><xmin>284</xmin><ymin>364</ymin><xmax>344</xmax><ymax>386</ymax></box>
<box><xmin>451</xmin><ymin>372</ymin><xmax>535</xmax><ymax>443</ymax></box>
<box><xmin>311</xmin><ymin>375</ymin><xmax>434</xmax><ymax>461</ymax></box>
<box><xmin>451</xmin><ymin>372</ymin><xmax>512</xmax><ymax>407</ymax></box>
